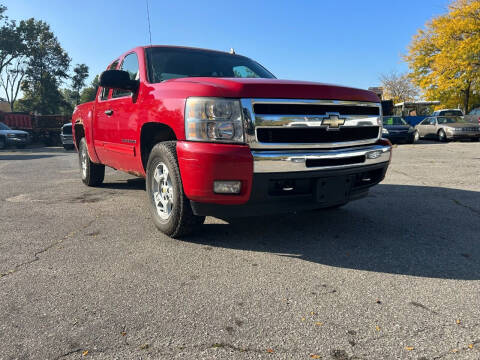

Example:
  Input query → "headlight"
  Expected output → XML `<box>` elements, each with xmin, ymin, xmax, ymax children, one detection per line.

<box><xmin>382</xmin><ymin>128</ymin><xmax>389</xmax><ymax>135</ymax></box>
<box><xmin>7</xmin><ymin>133</ymin><xmax>16</xmax><ymax>138</ymax></box>
<box><xmin>185</xmin><ymin>98</ymin><xmax>244</xmax><ymax>143</ymax></box>
<box><xmin>408</xmin><ymin>127</ymin><xmax>414</xmax><ymax>132</ymax></box>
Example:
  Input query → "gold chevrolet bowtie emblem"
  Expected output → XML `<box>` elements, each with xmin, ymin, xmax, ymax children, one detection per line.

<box><xmin>322</xmin><ymin>114</ymin><xmax>346</xmax><ymax>130</ymax></box>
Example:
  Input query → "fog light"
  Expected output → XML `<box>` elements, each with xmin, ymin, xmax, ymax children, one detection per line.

<box><xmin>366</xmin><ymin>150</ymin><xmax>382</xmax><ymax>159</ymax></box>
<box><xmin>213</xmin><ymin>181</ymin><xmax>241</xmax><ymax>194</ymax></box>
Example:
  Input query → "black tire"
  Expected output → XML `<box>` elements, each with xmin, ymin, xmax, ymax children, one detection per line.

<box><xmin>0</xmin><ymin>137</ymin><xmax>6</xmax><ymax>149</ymax></box>
<box><xmin>78</xmin><ymin>137</ymin><xmax>105</xmax><ymax>186</ymax></box>
<box><xmin>471</xmin><ymin>138</ymin><xmax>480</xmax><ymax>142</ymax></box>
<box><xmin>146</xmin><ymin>141</ymin><xmax>205</xmax><ymax>238</ymax></box>
<box><xmin>438</xmin><ymin>130</ymin><xmax>447</xmax><ymax>142</ymax></box>
<box><xmin>17</xmin><ymin>144</ymin><xmax>26</xmax><ymax>149</ymax></box>
<box><xmin>411</xmin><ymin>131</ymin><xmax>419</xmax><ymax>144</ymax></box>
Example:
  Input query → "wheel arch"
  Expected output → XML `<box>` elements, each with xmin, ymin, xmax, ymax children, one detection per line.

<box><xmin>140</xmin><ymin>122</ymin><xmax>177</xmax><ymax>172</ymax></box>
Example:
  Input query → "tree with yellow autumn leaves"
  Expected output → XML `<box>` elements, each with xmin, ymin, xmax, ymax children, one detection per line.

<box><xmin>405</xmin><ymin>0</ymin><xmax>480</xmax><ymax>112</ymax></box>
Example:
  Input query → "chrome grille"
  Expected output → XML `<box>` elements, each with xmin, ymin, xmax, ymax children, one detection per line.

<box><xmin>241</xmin><ymin>99</ymin><xmax>382</xmax><ymax>149</ymax></box>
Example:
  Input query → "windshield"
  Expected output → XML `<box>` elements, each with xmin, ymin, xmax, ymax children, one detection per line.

<box><xmin>145</xmin><ymin>47</ymin><xmax>276</xmax><ymax>83</ymax></box>
<box><xmin>440</xmin><ymin>110</ymin><xmax>463</xmax><ymax>116</ymax></box>
<box><xmin>383</xmin><ymin>117</ymin><xmax>407</xmax><ymax>126</ymax></box>
<box><xmin>437</xmin><ymin>116</ymin><xmax>463</xmax><ymax>124</ymax></box>
<box><xmin>0</xmin><ymin>122</ymin><xmax>11</xmax><ymax>130</ymax></box>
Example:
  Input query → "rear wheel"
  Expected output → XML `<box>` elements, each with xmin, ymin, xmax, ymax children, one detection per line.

<box><xmin>471</xmin><ymin>138</ymin><xmax>479</xmax><ymax>142</ymax></box>
<box><xmin>0</xmin><ymin>137</ymin><xmax>5</xmax><ymax>150</ymax></box>
<box><xmin>78</xmin><ymin>137</ymin><xmax>105</xmax><ymax>186</ymax></box>
<box><xmin>438</xmin><ymin>129</ymin><xmax>447</xmax><ymax>142</ymax></box>
<box><xmin>146</xmin><ymin>141</ymin><xmax>205</xmax><ymax>238</ymax></box>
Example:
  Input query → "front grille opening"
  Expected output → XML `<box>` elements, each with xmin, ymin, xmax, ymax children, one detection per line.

<box><xmin>306</xmin><ymin>155</ymin><xmax>365</xmax><ymax>168</ymax></box>
<box><xmin>352</xmin><ymin>168</ymin><xmax>384</xmax><ymax>188</ymax></box>
<box><xmin>254</xmin><ymin>103</ymin><xmax>380</xmax><ymax>116</ymax></box>
<box><xmin>268</xmin><ymin>178</ymin><xmax>313</xmax><ymax>196</ymax></box>
<box><xmin>257</xmin><ymin>126</ymin><xmax>379</xmax><ymax>143</ymax></box>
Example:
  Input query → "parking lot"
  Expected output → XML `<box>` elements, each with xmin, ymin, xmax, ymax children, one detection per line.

<box><xmin>0</xmin><ymin>141</ymin><xmax>479</xmax><ymax>359</ymax></box>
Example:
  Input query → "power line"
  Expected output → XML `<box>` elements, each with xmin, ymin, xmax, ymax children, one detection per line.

<box><xmin>145</xmin><ymin>0</ymin><xmax>152</xmax><ymax>45</ymax></box>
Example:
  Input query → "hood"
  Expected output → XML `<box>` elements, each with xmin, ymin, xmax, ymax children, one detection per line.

<box><xmin>0</xmin><ymin>129</ymin><xmax>29</xmax><ymax>135</ymax></box>
<box><xmin>166</xmin><ymin>77</ymin><xmax>380</xmax><ymax>102</ymax></box>
<box><xmin>442</xmin><ymin>123</ymin><xmax>480</xmax><ymax>129</ymax></box>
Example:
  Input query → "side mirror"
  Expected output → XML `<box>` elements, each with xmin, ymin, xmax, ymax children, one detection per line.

<box><xmin>99</xmin><ymin>70</ymin><xmax>139</xmax><ymax>92</ymax></box>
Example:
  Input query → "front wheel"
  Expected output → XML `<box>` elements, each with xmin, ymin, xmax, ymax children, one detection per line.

<box><xmin>438</xmin><ymin>130</ymin><xmax>447</xmax><ymax>142</ymax></box>
<box><xmin>78</xmin><ymin>138</ymin><xmax>105</xmax><ymax>186</ymax></box>
<box><xmin>146</xmin><ymin>141</ymin><xmax>205</xmax><ymax>238</ymax></box>
<box><xmin>412</xmin><ymin>131</ymin><xmax>419</xmax><ymax>143</ymax></box>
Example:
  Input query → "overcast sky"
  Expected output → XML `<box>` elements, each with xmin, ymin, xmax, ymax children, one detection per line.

<box><xmin>2</xmin><ymin>0</ymin><xmax>449</xmax><ymax>91</ymax></box>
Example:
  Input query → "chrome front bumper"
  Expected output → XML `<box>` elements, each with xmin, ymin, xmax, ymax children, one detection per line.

<box><xmin>252</xmin><ymin>144</ymin><xmax>391</xmax><ymax>173</ymax></box>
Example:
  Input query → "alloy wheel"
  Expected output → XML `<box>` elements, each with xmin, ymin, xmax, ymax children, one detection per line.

<box><xmin>151</xmin><ymin>162</ymin><xmax>174</xmax><ymax>220</ymax></box>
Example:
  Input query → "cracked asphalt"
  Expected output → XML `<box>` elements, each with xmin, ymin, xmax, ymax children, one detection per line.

<box><xmin>0</xmin><ymin>140</ymin><xmax>479</xmax><ymax>360</ymax></box>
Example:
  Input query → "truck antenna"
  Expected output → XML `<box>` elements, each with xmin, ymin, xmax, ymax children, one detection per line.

<box><xmin>145</xmin><ymin>0</ymin><xmax>152</xmax><ymax>45</ymax></box>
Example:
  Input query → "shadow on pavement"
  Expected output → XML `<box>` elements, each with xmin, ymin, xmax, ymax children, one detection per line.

<box><xmin>0</xmin><ymin>154</ymin><xmax>65</xmax><ymax>160</ymax></box>
<box><xmin>182</xmin><ymin>184</ymin><xmax>480</xmax><ymax>280</ymax></box>
<box><xmin>100</xmin><ymin>178</ymin><xmax>146</xmax><ymax>191</ymax></box>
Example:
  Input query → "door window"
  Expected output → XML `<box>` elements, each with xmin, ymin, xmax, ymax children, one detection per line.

<box><xmin>113</xmin><ymin>53</ymin><xmax>139</xmax><ymax>98</ymax></box>
<box><xmin>100</xmin><ymin>60</ymin><xmax>119</xmax><ymax>101</ymax></box>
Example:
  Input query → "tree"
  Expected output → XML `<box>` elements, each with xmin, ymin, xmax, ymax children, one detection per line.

<box><xmin>0</xmin><ymin>56</ymin><xmax>25</xmax><ymax>109</ymax></box>
<box><xmin>79</xmin><ymin>75</ymin><xmax>100</xmax><ymax>103</ymax></box>
<box><xmin>405</xmin><ymin>0</ymin><xmax>480</xmax><ymax>112</ymax></box>
<box><xmin>16</xmin><ymin>18</ymin><xmax>70</xmax><ymax>114</ymax></box>
<box><xmin>71</xmin><ymin>63</ymin><xmax>89</xmax><ymax>105</ymax></box>
<box><xmin>379</xmin><ymin>71</ymin><xmax>419</xmax><ymax>103</ymax></box>
<box><xmin>0</xmin><ymin>5</ymin><xmax>23</xmax><ymax>76</ymax></box>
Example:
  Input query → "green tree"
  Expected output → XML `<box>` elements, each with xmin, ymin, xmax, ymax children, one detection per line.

<box><xmin>71</xmin><ymin>63</ymin><xmax>89</xmax><ymax>105</ymax></box>
<box><xmin>79</xmin><ymin>75</ymin><xmax>100</xmax><ymax>103</ymax></box>
<box><xmin>16</xmin><ymin>18</ymin><xmax>70</xmax><ymax>114</ymax></box>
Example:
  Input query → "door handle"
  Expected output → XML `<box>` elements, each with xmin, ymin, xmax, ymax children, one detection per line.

<box><xmin>105</xmin><ymin>110</ymin><xmax>113</xmax><ymax>116</ymax></box>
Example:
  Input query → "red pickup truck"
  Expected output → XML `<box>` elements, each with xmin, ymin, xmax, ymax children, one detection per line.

<box><xmin>72</xmin><ymin>46</ymin><xmax>391</xmax><ymax>237</ymax></box>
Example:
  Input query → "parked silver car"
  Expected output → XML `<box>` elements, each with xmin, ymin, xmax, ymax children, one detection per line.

<box><xmin>0</xmin><ymin>122</ymin><xmax>30</xmax><ymax>149</ymax></box>
<box><xmin>414</xmin><ymin>116</ymin><xmax>480</xmax><ymax>142</ymax></box>
<box><xmin>60</xmin><ymin>123</ymin><xmax>74</xmax><ymax>150</ymax></box>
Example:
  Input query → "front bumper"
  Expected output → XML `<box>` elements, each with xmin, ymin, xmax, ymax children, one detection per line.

<box><xmin>190</xmin><ymin>162</ymin><xmax>389</xmax><ymax>217</ymax></box>
<box><xmin>177</xmin><ymin>141</ymin><xmax>391</xmax><ymax>214</ymax></box>
<box><xmin>61</xmin><ymin>135</ymin><xmax>73</xmax><ymax>145</ymax></box>
<box><xmin>446</xmin><ymin>132</ymin><xmax>480</xmax><ymax>139</ymax></box>
<box><xmin>6</xmin><ymin>137</ymin><xmax>29</xmax><ymax>146</ymax></box>
<box><xmin>384</xmin><ymin>132</ymin><xmax>414</xmax><ymax>143</ymax></box>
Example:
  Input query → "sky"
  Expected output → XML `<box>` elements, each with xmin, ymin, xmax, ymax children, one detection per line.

<box><xmin>2</xmin><ymin>0</ymin><xmax>450</xmax><ymax>91</ymax></box>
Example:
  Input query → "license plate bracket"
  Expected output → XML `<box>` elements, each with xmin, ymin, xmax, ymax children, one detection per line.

<box><xmin>315</xmin><ymin>176</ymin><xmax>352</xmax><ymax>204</ymax></box>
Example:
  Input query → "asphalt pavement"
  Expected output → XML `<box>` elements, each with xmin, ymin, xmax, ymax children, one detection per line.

<box><xmin>0</xmin><ymin>141</ymin><xmax>479</xmax><ymax>359</ymax></box>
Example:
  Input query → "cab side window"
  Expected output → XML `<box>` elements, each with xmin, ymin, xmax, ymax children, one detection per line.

<box><xmin>100</xmin><ymin>60</ymin><xmax>119</xmax><ymax>101</ymax></box>
<box><xmin>112</xmin><ymin>53</ymin><xmax>139</xmax><ymax>98</ymax></box>
<box><xmin>429</xmin><ymin>118</ymin><xmax>436</xmax><ymax>125</ymax></box>
<box><xmin>421</xmin><ymin>118</ymin><xmax>431</xmax><ymax>125</ymax></box>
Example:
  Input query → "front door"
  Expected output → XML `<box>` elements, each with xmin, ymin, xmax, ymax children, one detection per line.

<box><xmin>102</xmin><ymin>52</ymin><xmax>141</xmax><ymax>172</ymax></box>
